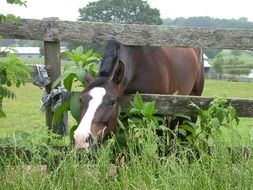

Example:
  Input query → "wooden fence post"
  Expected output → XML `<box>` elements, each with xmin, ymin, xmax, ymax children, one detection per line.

<box><xmin>44</xmin><ymin>40</ymin><xmax>60</xmax><ymax>129</ymax></box>
<box><xmin>43</xmin><ymin>17</ymin><xmax>67</xmax><ymax>134</ymax></box>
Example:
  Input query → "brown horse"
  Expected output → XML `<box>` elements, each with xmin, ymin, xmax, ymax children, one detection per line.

<box><xmin>74</xmin><ymin>40</ymin><xmax>204</xmax><ymax>149</ymax></box>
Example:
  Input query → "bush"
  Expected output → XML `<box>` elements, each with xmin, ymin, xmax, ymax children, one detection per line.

<box><xmin>0</xmin><ymin>53</ymin><xmax>30</xmax><ymax>117</ymax></box>
<box><xmin>225</xmin><ymin>68</ymin><xmax>251</xmax><ymax>75</ymax></box>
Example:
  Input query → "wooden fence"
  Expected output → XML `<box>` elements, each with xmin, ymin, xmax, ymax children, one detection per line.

<box><xmin>1</xmin><ymin>18</ymin><xmax>253</xmax><ymax>130</ymax></box>
<box><xmin>204</xmin><ymin>73</ymin><xmax>253</xmax><ymax>82</ymax></box>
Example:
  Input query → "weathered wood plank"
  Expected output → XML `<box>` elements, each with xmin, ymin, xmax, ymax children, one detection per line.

<box><xmin>1</xmin><ymin>19</ymin><xmax>253</xmax><ymax>49</ymax></box>
<box><xmin>44</xmin><ymin>41</ymin><xmax>61</xmax><ymax>129</ymax></box>
<box><xmin>121</xmin><ymin>94</ymin><xmax>253</xmax><ymax>117</ymax></box>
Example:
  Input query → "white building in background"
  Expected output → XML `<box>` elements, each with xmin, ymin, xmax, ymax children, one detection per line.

<box><xmin>203</xmin><ymin>54</ymin><xmax>211</xmax><ymax>73</ymax></box>
<box><xmin>0</xmin><ymin>47</ymin><xmax>41</xmax><ymax>58</ymax></box>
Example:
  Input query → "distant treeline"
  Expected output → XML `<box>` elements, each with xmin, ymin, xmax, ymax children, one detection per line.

<box><xmin>163</xmin><ymin>16</ymin><xmax>253</xmax><ymax>29</ymax></box>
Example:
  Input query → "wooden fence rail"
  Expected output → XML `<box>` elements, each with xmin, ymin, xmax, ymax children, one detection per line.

<box><xmin>1</xmin><ymin>18</ymin><xmax>253</xmax><ymax>130</ymax></box>
<box><xmin>122</xmin><ymin>94</ymin><xmax>253</xmax><ymax>117</ymax></box>
<box><xmin>1</xmin><ymin>19</ymin><xmax>253</xmax><ymax>49</ymax></box>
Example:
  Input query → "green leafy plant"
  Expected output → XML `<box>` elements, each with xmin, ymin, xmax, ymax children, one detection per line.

<box><xmin>52</xmin><ymin>47</ymin><xmax>101</xmax><ymax>126</ymax></box>
<box><xmin>0</xmin><ymin>0</ymin><xmax>30</xmax><ymax>118</ymax></box>
<box><xmin>175</xmin><ymin>96</ymin><xmax>240</xmax><ymax>152</ymax></box>
<box><xmin>116</xmin><ymin>92</ymin><xmax>168</xmax><ymax>157</ymax></box>
<box><xmin>117</xmin><ymin>94</ymin><xmax>240</xmax><ymax>157</ymax></box>
<box><xmin>0</xmin><ymin>53</ymin><xmax>30</xmax><ymax>117</ymax></box>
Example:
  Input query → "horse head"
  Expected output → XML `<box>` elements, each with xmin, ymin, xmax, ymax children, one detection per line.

<box><xmin>74</xmin><ymin>58</ymin><xmax>125</xmax><ymax>150</ymax></box>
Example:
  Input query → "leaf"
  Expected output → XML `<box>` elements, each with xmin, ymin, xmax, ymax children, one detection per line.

<box><xmin>76</xmin><ymin>69</ymin><xmax>85</xmax><ymax>85</ymax></box>
<box><xmin>86</xmin><ymin>62</ymin><xmax>98</xmax><ymax>77</ymax></box>
<box><xmin>141</xmin><ymin>101</ymin><xmax>156</xmax><ymax>118</ymax></box>
<box><xmin>129</xmin><ymin>107</ymin><xmax>139</xmax><ymax>115</ymax></box>
<box><xmin>52</xmin><ymin>72</ymin><xmax>70</xmax><ymax>89</ymax></box>
<box><xmin>213</xmin><ymin>108</ymin><xmax>224</xmax><ymax>123</ymax></box>
<box><xmin>53</xmin><ymin>100</ymin><xmax>70</xmax><ymax>124</ymax></box>
<box><xmin>178</xmin><ymin>128</ymin><xmax>187</xmax><ymax>137</ymax></box>
<box><xmin>63</xmin><ymin>73</ymin><xmax>77</xmax><ymax>92</ymax></box>
<box><xmin>7</xmin><ymin>0</ymin><xmax>26</xmax><ymax>6</ymax></box>
<box><xmin>0</xmin><ymin>70</ymin><xmax>7</xmax><ymax>85</ymax></box>
<box><xmin>211</xmin><ymin>118</ymin><xmax>220</xmax><ymax>128</ymax></box>
<box><xmin>186</xmin><ymin>134</ymin><xmax>194</xmax><ymax>142</ymax></box>
<box><xmin>52</xmin><ymin>72</ymin><xmax>76</xmax><ymax>90</ymax></box>
<box><xmin>73</xmin><ymin>46</ymin><xmax>84</xmax><ymax>55</ymax></box>
<box><xmin>84</xmin><ymin>49</ymin><xmax>93</xmax><ymax>58</ymax></box>
<box><xmin>117</xmin><ymin>118</ymin><xmax>125</xmax><ymax>130</ymax></box>
<box><xmin>0</xmin><ymin>109</ymin><xmax>6</xmax><ymax>118</ymax></box>
<box><xmin>133</xmin><ymin>92</ymin><xmax>143</xmax><ymax>110</ymax></box>
<box><xmin>70</xmin><ymin>92</ymin><xmax>81</xmax><ymax>122</ymax></box>
<box><xmin>180</xmin><ymin>124</ymin><xmax>196</xmax><ymax>135</ymax></box>
<box><xmin>0</xmin><ymin>86</ymin><xmax>16</xmax><ymax>99</ymax></box>
<box><xmin>173</xmin><ymin>112</ymin><xmax>192</xmax><ymax>121</ymax></box>
<box><xmin>86</xmin><ymin>56</ymin><xmax>100</xmax><ymax>64</ymax></box>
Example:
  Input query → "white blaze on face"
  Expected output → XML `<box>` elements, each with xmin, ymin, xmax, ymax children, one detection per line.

<box><xmin>74</xmin><ymin>87</ymin><xmax>106</xmax><ymax>149</ymax></box>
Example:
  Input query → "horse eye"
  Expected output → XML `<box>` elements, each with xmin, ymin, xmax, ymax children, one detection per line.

<box><xmin>108</xmin><ymin>99</ymin><xmax>116</xmax><ymax>105</ymax></box>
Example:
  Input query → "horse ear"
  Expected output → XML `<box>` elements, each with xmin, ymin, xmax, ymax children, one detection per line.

<box><xmin>111</xmin><ymin>61</ymin><xmax>124</xmax><ymax>84</ymax></box>
<box><xmin>84</xmin><ymin>72</ymin><xmax>94</xmax><ymax>83</ymax></box>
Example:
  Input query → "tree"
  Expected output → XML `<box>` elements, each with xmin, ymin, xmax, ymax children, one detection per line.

<box><xmin>79</xmin><ymin>0</ymin><xmax>162</xmax><ymax>25</ymax></box>
<box><xmin>162</xmin><ymin>16</ymin><xmax>253</xmax><ymax>29</ymax></box>
<box><xmin>0</xmin><ymin>0</ymin><xmax>30</xmax><ymax>118</ymax></box>
<box><xmin>0</xmin><ymin>0</ymin><xmax>26</xmax><ymax>22</ymax></box>
<box><xmin>211</xmin><ymin>56</ymin><xmax>224</xmax><ymax>74</ymax></box>
<box><xmin>68</xmin><ymin>0</ymin><xmax>162</xmax><ymax>52</ymax></box>
<box><xmin>231</xmin><ymin>50</ymin><xmax>242</xmax><ymax>57</ymax></box>
<box><xmin>204</xmin><ymin>48</ymin><xmax>223</xmax><ymax>59</ymax></box>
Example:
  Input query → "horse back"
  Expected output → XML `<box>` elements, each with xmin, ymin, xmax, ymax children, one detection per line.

<box><xmin>124</xmin><ymin>46</ymin><xmax>204</xmax><ymax>96</ymax></box>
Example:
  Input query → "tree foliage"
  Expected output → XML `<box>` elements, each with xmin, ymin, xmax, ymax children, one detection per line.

<box><xmin>211</xmin><ymin>56</ymin><xmax>224</xmax><ymax>74</ymax></box>
<box><xmin>79</xmin><ymin>0</ymin><xmax>162</xmax><ymax>25</ymax></box>
<box><xmin>204</xmin><ymin>48</ymin><xmax>223</xmax><ymax>59</ymax></box>
<box><xmin>163</xmin><ymin>16</ymin><xmax>253</xmax><ymax>59</ymax></box>
<box><xmin>163</xmin><ymin>16</ymin><xmax>253</xmax><ymax>29</ymax></box>
<box><xmin>0</xmin><ymin>0</ymin><xmax>26</xmax><ymax>23</ymax></box>
<box><xmin>68</xmin><ymin>0</ymin><xmax>163</xmax><ymax>52</ymax></box>
<box><xmin>0</xmin><ymin>53</ymin><xmax>30</xmax><ymax>117</ymax></box>
<box><xmin>211</xmin><ymin>54</ymin><xmax>252</xmax><ymax>75</ymax></box>
<box><xmin>0</xmin><ymin>0</ymin><xmax>29</xmax><ymax>118</ymax></box>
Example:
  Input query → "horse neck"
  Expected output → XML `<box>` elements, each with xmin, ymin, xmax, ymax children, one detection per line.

<box><xmin>117</xmin><ymin>45</ymin><xmax>141</xmax><ymax>95</ymax></box>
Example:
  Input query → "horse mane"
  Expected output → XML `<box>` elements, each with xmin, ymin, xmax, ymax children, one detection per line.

<box><xmin>99</xmin><ymin>40</ymin><xmax>121</xmax><ymax>77</ymax></box>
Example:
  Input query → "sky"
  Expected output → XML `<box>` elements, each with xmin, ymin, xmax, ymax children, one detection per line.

<box><xmin>0</xmin><ymin>0</ymin><xmax>253</xmax><ymax>22</ymax></box>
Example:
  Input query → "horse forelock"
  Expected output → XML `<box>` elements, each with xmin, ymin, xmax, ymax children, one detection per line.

<box><xmin>99</xmin><ymin>40</ymin><xmax>121</xmax><ymax>77</ymax></box>
<box><xmin>83</xmin><ymin>77</ymin><xmax>108</xmax><ymax>93</ymax></box>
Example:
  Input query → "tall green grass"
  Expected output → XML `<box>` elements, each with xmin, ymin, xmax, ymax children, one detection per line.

<box><xmin>1</xmin><ymin>127</ymin><xmax>253</xmax><ymax>189</ymax></box>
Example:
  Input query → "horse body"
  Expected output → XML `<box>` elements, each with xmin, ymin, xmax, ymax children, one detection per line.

<box><xmin>119</xmin><ymin>46</ymin><xmax>204</xmax><ymax>95</ymax></box>
<box><xmin>74</xmin><ymin>40</ymin><xmax>204</xmax><ymax>149</ymax></box>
